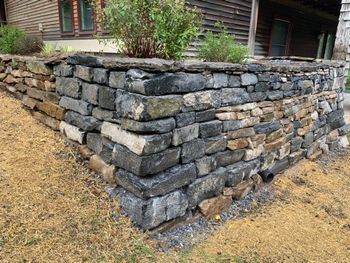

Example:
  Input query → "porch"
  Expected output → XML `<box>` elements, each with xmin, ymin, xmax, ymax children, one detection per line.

<box><xmin>250</xmin><ymin>0</ymin><xmax>342</xmax><ymax>59</ymax></box>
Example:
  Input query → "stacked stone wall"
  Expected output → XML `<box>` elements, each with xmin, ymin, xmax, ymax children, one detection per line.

<box><xmin>0</xmin><ymin>54</ymin><xmax>348</xmax><ymax>230</ymax></box>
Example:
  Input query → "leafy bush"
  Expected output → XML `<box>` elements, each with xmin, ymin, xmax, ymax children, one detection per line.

<box><xmin>13</xmin><ymin>35</ymin><xmax>43</xmax><ymax>55</ymax></box>
<box><xmin>96</xmin><ymin>0</ymin><xmax>202</xmax><ymax>59</ymax></box>
<box><xmin>199</xmin><ymin>23</ymin><xmax>248</xmax><ymax>63</ymax></box>
<box><xmin>0</xmin><ymin>26</ymin><xmax>25</xmax><ymax>54</ymax></box>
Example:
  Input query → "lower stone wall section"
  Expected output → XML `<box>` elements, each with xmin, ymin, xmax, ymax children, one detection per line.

<box><xmin>1</xmin><ymin>54</ymin><xmax>349</xmax><ymax>230</ymax></box>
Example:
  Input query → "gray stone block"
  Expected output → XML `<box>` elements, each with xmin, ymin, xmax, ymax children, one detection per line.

<box><xmin>117</xmin><ymin>189</ymin><xmax>188</xmax><ymax>230</ymax></box>
<box><xmin>228</xmin><ymin>75</ymin><xmax>241</xmax><ymax>87</ymax></box>
<box><xmin>195</xmin><ymin>109</ymin><xmax>216</xmax><ymax>122</ymax></box>
<box><xmin>176</xmin><ymin>112</ymin><xmax>195</xmax><ymax>128</ymax></box>
<box><xmin>213</xmin><ymin>73</ymin><xmax>228</xmax><ymax>88</ymax></box>
<box><xmin>226</xmin><ymin>159</ymin><xmax>260</xmax><ymax>187</ymax></box>
<box><xmin>186</xmin><ymin>167</ymin><xmax>227</xmax><ymax>209</ymax></box>
<box><xmin>53</xmin><ymin>64</ymin><xmax>73</xmax><ymax>77</ymax></box>
<box><xmin>102</xmin><ymin>122</ymin><xmax>172</xmax><ymax>155</ymax></box>
<box><xmin>109</xmin><ymin>71</ymin><xmax>126</xmax><ymax>89</ymax></box>
<box><xmin>121</xmin><ymin>118</ymin><xmax>176</xmax><ymax>134</ymax></box>
<box><xmin>56</xmin><ymin>77</ymin><xmax>81</xmax><ymax>98</ymax></box>
<box><xmin>59</xmin><ymin>96</ymin><xmax>92</xmax><ymax>115</ymax></box>
<box><xmin>291</xmin><ymin>137</ymin><xmax>303</xmax><ymax>152</ymax></box>
<box><xmin>26</xmin><ymin>87</ymin><xmax>60</xmax><ymax>103</ymax></box>
<box><xmin>196</xmin><ymin>156</ymin><xmax>217</xmax><ymax>177</ymax></box>
<box><xmin>74</xmin><ymin>65</ymin><xmax>93</xmax><ymax>82</ymax></box>
<box><xmin>64</xmin><ymin>111</ymin><xmax>101</xmax><ymax>131</ymax></box>
<box><xmin>221</xmin><ymin>88</ymin><xmax>250</xmax><ymax>106</ymax></box>
<box><xmin>271</xmin><ymin>157</ymin><xmax>290</xmax><ymax>174</ymax></box>
<box><xmin>181</xmin><ymin>139</ymin><xmax>205</xmax><ymax>164</ymax></box>
<box><xmin>267</xmin><ymin>90</ymin><xmax>283</xmax><ymax>100</ymax></box>
<box><xmin>199</xmin><ymin>120</ymin><xmax>222</xmax><ymax>138</ymax></box>
<box><xmin>115</xmin><ymin>163</ymin><xmax>196</xmax><ymax>198</ymax></box>
<box><xmin>115</xmin><ymin>90</ymin><xmax>183</xmax><ymax>121</ymax></box>
<box><xmin>223</xmin><ymin>120</ymin><xmax>241</xmax><ymax>132</ymax></box>
<box><xmin>92</xmin><ymin>107</ymin><xmax>120</xmax><ymax>123</ymax></box>
<box><xmin>250</xmin><ymin>92</ymin><xmax>268</xmax><ymax>102</ymax></box>
<box><xmin>183</xmin><ymin>90</ymin><xmax>221</xmax><ymax>111</ymax></box>
<box><xmin>255</xmin><ymin>82</ymin><xmax>269</xmax><ymax>92</ymax></box>
<box><xmin>254</xmin><ymin>121</ymin><xmax>281</xmax><ymax>134</ymax></box>
<box><xmin>241</xmin><ymin>73</ymin><xmax>258</xmax><ymax>86</ymax></box>
<box><xmin>93</xmin><ymin>68</ymin><xmax>108</xmax><ymax>84</ymax></box>
<box><xmin>204</xmin><ymin>135</ymin><xmax>227</xmax><ymax>154</ymax></box>
<box><xmin>87</xmin><ymin>133</ymin><xmax>114</xmax><ymax>163</ymax></box>
<box><xmin>214</xmin><ymin>149</ymin><xmax>245</xmax><ymax>167</ymax></box>
<box><xmin>82</xmin><ymin>82</ymin><xmax>99</xmax><ymax>105</ymax></box>
<box><xmin>112</xmin><ymin>144</ymin><xmax>180</xmax><ymax>176</ymax></box>
<box><xmin>172</xmin><ymin>123</ymin><xmax>199</xmax><ymax>146</ymax></box>
<box><xmin>302</xmin><ymin>132</ymin><xmax>314</xmax><ymax>147</ymax></box>
<box><xmin>99</xmin><ymin>86</ymin><xmax>116</xmax><ymax>110</ymax></box>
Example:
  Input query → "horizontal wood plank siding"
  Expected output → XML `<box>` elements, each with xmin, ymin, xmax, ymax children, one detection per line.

<box><xmin>187</xmin><ymin>0</ymin><xmax>253</xmax><ymax>55</ymax></box>
<box><xmin>5</xmin><ymin>0</ymin><xmax>61</xmax><ymax>40</ymax></box>
<box><xmin>255</xmin><ymin>0</ymin><xmax>338</xmax><ymax>57</ymax></box>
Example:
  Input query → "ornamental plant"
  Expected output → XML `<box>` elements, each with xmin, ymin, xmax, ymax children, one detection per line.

<box><xmin>199</xmin><ymin>22</ymin><xmax>249</xmax><ymax>63</ymax></box>
<box><xmin>0</xmin><ymin>26</ymin><xmax>25</xmax><ymax>54</ymax></box>
<box><xmin>96</xmin><ymin>0</ymin><xmax>202</xmax><ymax>59</ymax></box>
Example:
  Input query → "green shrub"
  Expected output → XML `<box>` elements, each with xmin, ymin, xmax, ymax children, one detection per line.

<box><xmin>13</xmin><ymin>35</ymin><xmax>43</xmax><ymax>55</ymax></box>
<box><xmin>96</xmin><ymin>0</ymin><xmax>202</xmax><ymax>59</ymax></box>
<box><xmin>199</xmin><ymin>23</ymin><xmax>248</xmax><ymax>63</ymax></box>
<box><xmin>0</xmin><ymin>26</ymin><xmax>25</xmax><ymax>54</ymax></box>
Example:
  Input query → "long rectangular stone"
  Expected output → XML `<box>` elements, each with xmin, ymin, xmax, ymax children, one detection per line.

<box><xmin>186</xmin><ymin>167</ymin><xmax>227</xmax><ymax>209</ymax></box>
<box><xmin>117</xmin><ymin>189</ymin><xmax>188</xmax><ymax>230</ymax></box>
<box><xmin>101</xmin><ymin>122</ymin><xmax>171</xmax><ymax>155</ymax></box>
<box><xmin>121</xmin><ymin>118</ymin><xmax>176</xmax><ymax>134</ymax></box>
<box><xmin>226</xmin><ymin>159</ymin><xmax>260</xmax><ymax>187</ymax></box>
<box><xmin>115</xmin><ymin>163</ymin><xmax>197</xmax><ymax>198</ymax></box>
<box><xmin>115</xmin><ymin>90</ymin><xmax>183</xmax><ymax>121</ymax></box>
<box><xmin>172</xmin><ymin>123</ymin><xmax>199</xmax><ymax>146</ymax></box>
<box><xmin>36</xmin><ymin>101</ymin><xmax>65</xmax><ymax>120</ymax></box>
<box><xmin>59</xmin><ymin>96</ymin><xmax>92</xmax><ymax>115</ymax></box>
<box><xmin>112</xmin><ymin>144</ymin><xmax>180</xmax><ymax>176</ymax></box>
<box><xmin>59</xmin><ymin>121</ymin><xmax>86</xmax><ymax>144</ymax></box>
<box><xmin>64</xmin><ymin>111</ymin><xmax>101</xmax><ymax>131</ymax></box>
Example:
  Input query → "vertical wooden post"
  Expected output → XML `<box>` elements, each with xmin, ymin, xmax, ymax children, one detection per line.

<box><xmin>248</xmin><ymin>0</ymin><xmax>260</xmax><ymax>56</ymax></box>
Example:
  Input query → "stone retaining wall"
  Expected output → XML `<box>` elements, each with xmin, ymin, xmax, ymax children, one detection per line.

<box><xmin>0</xmin><ymin>54</ymin><xmax>348</xmax><ymax>230</ymax></box>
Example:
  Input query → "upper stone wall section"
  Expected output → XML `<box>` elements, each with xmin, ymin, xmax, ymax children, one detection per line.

<box><xmin>66</xmin><ymin>54</ymin><xmax>346</xmax><ymax>73</ymax></box>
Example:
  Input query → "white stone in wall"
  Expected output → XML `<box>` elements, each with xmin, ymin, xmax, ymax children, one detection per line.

<box><xmin>59</xmin><ymin>121</ymin><xmax>86</xmax><ymax>144</ymax></box>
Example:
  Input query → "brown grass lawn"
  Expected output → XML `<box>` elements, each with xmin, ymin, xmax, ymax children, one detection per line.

<box><xmin>0</xmin><ymin>90</ymin><xmax>349</xmax><ymax>263</ymax></box>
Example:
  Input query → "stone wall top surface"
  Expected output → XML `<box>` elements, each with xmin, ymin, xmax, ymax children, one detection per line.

<box><xmin>66</xmin><ymin>54</ymin><xmax>346</xmax><ymax>73</ymax></box>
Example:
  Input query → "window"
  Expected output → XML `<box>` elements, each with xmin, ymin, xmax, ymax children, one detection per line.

<box><xmin>269</xmin><ymin>19</ymin><xmax>291</xmax><ymax>56</ymax></box>
<box><xmin>78</xmin><ymin>0</ymin><xmax>95</xmax><ymax>32</ymax></box>
<box><xmin>59</xmin><ymin>0</ymin><xmax>73</xmax><ymax>33</ymax></box>
<box><xmin>317</xmin><ymin>32</ymin><xmax>335</xmax><ymax>59</ymax></box>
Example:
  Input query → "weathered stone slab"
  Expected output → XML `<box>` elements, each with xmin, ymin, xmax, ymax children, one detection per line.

<box><xmin>117</xmin><ymin>189</ymin><xmax>188</xmax><ymax>230</ymax></box>
<box><xmin>199</xmin><ymin>195</ymin><xmax>232</xmax><ymax>217</ymax></box>
<box><xmin>172</xmin><ymin>123</ymin><xmax>199</xmax><ymax>146</ymax></box>
<box><xmin>254</xmin><ymin>121</ymin><xmax>281</xmax><ymax>134</ymax></box>
<box><xmin>221</xmin><ymin>88</ymin><xmax>250</xmax><ymax>106</ymax></box>
<box><xmin>92</xmin><ymin>107</ymin><xmax>120</xmax><ymax>123</ymax></box>
<box><xmin>53</xmin><ymin>64</ymin><xmax>73</xmax><ymax>77</ymax></box>
<box><xmin>226</xmin><ymin>159</ymin><xmax>260</xmax><ymax>187</ymax></box>
<box><xmin>101</xmin><ymin>122</ymin><xmax>171</xmax><ymax>155</ymax></box>
<box><xmin>186</xmin><ymin>167</ymin><xmax>227</xmax><ymax>209</ymax></box>
<box><xmin>126</xmin><ymin>72</ymin><xmax>207</xmax><ymax>95</ymax></box>
<box><xmin>36</xmin><ymin>101</ymin><xmax>65</xmax><ymax>120</ymax></box>
<box><xmin>199</xmin><ymin>120</ymin><xmax>222</xmax><ymax>138</ymax></box>
<box><xmin>86</xmin><ymin>133</ymin><xmax>114</xmax><ymax>163</ymax></box>
<box><xmin>74</xmin><ymin>65</ymin><xmax>93</xmax><ymax>82</ymax></box>
<box><xmin>176</xmin><ymin>112</ymin><xmax>196</xmax><ymax>128</ymax></box>
<box><xmin>112</xmin><ymin>144</ymin><xmax>180</xmax><ymax>176</ymax></box>
<box><xmin>82</xmin><ymin>82</ymin><xmax>99</xmax><ymax>105</ymax></box>
<box><xmin>196</xmin><ymin>109</ymin><xmax>216</xmax><ymax>122</ymax></box>
<box><xmin>115</xmin><ymin>90</ymin><xmax>183</xmax><ymax>121</ymax></box>
<box><xmin>181</xmin><ymin>139</ymin><xmax>205</xmax><ymax>163</ymax></box>
<box><xmin>33</xmin><ymin>111</ymin><xmax>60</xmax><ymax>130</ymax></box>
<box><xmin>121</xmin><ymin>118</ymin><xmax>176</xmax><ymax>134</ymax></box>
<box><xmin>93</xmin><ymin>68</ymin><xmax>108</xmax><ymax>84</ymax></box>
<box><xmin>115</xmin><ymin>163</ymin><xmax>196</xmax><ymax>198</ymax></box>
<box><xmin>59</xmin><ymin>121</ymin><xmax>86</xmax><ymax>144</ymax></box>
<box><xmin>27</xmin><ymin>61</ymin><xmax>52</xmax><ymax>75</ymax></box>
<box><xmin>64</xmin><ymin>111</ymin><xmax>101</xmax><ymax>131</ymax></box>
<box><xmin>196</xmin><ymin>156</ymin><xmax>217</xmax><ymax>177</ymax></box>
<box><xmin>241</xmin><ymin>73</ymin><xmax>258</xmax><ymax>86</ymax></box>
<box><xmin>27</xmin><ymin>87</ymin><xmax>60</xmax><ymax>103</ymax></box>
<box><xmin>204</xmin><ymin>135</ymin><xmax>227</xmax><ymax>154</ymax></box>
<box><xmin>109</xmin><ymin>71</ymin><xmax>126</xmax><ymax>89</ymax></box>
<box><xmin>214</xmin><ymin>149</ymin><xmax>245</xmax><ymax>167</ymax></box>
<box><xmin>99</xmin><ymin>86</ymin><xmax>116</xmax><ymax>110</ymax></box>
<box><xmin>56</xmin><ymin>77</ymin><xmax>81</xmax><ymax>98</ymax></box>
<box><xmin>59</xmin><ymin>96</ymin><xmax>92</xmax><ymax>115</ymax></box>
<box><xmin>183</xmin><ymin>90</ymin><xmax>221</xmax><ymax>111</ymax></box>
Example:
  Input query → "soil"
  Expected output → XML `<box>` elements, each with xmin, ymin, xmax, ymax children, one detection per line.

<box><xmin>1</xmin><ymin>90</ymin><xmax>350</xmax><ymax>263</ymax></box>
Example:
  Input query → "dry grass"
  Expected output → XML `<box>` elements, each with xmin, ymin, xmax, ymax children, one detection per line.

<box><xmin>1</xmin><ymin>90</ymin><xmax>350</xmax><ymax>263</ymax></box>
<box><xmin>0</xmin><ymin>91</ymin><xmax>156</xmax><ymax>262</ymax></box>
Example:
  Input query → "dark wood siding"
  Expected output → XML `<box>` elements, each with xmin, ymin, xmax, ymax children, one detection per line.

<box><xmin>5</xmin><ymin>0</ymin><xmax>60</xmax><ymax>40</ymax></box>
<box><xmin>187</xmin><ymin>0</ymin><xmax>253</xmax><ymax>54</ymax></box>
<box><xmin>255</xmin><ymin>0</ymin><xmax>338</xmax><ymax>57</ymax></box>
